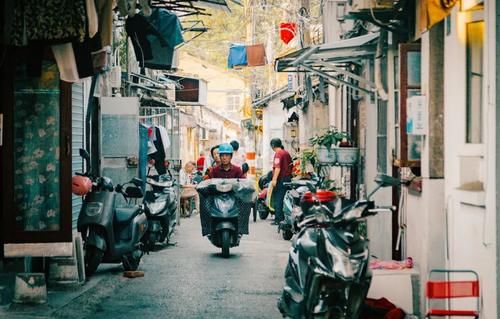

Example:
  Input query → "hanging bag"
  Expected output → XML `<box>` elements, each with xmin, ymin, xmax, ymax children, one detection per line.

<box><xmin>110</xmin><ymin>47</ymin><xmax>122</xmax><ymax>88</ymax></box>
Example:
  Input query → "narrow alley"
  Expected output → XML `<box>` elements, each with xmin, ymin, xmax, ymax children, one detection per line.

<box><xmin>51</xmin><ymin>216</ymin><xmax>290</xmax><ymax>319</ymax></box>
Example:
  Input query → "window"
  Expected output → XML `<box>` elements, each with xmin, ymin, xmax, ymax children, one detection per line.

<box><xmin>466</xmin><ymin>21</ymin><xmax>484</xmax><ymax>144</ymax></box>
<box><xmin>226</xmin><ymin>93</ymin><xmax>241</xmax><ymax>113</ymax></box>
<box><xmin>398</xmin><ymin>43</ymin><xmax>421</xmax><ymax>165</ymax></box>
<box><xmin>199</xmin><ymin>127</ymin><xmax>208</xmax><ymax>140</ymax></box>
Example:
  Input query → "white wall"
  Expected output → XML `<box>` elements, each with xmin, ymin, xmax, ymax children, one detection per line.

<box><xmin>262</xmin><ymin>99</ymin><xmax>287</xmax><ymax>173</ymax></box>
<box><xmin>441</xmin><ymin>5</ymin><xmax>497</xmax><ymax>318</ymax></box>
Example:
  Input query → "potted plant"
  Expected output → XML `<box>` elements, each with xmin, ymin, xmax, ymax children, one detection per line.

<box><xmin>292</xmin><ymin>148</ymin><xmax>316</xmax><ymax>176</ymax></box>
<box><xmin>333</xmin><ymin>132</ymin><xmax>359</xmax><ymax>165</ymax></box>
<box><xmin>309</xmin><ymin>127</ymin><xmax>359</xmax><ymax>165</ymax></box>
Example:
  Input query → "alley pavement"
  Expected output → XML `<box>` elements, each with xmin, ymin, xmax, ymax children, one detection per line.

<box><xmin>3</xmin><ymin>214</ymin><xmax>291</xmax><ymax>319</ymax></box>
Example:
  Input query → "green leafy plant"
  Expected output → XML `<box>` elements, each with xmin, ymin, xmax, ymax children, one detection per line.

<box><xmin>293</xmin><ymin>148</ymin><xmax>316</xmax><ymax>174</ymax></box>
<box><xmin>320</xmin><ymin>179</ymin><xmax>339</xmax><ymax>192</ymax></box>
<box><xmin>309</xmin><ymin>126</ymin><xmax>352</xmax><ymax>149</ymax></box>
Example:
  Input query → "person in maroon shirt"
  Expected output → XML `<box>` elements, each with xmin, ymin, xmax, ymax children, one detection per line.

<box><xmin>207</xmin><ymin>143</ymin><xmax>245</xmax><ymax>179</ymax></box>
<box><xmin>270</xmin><ymin>138</ymin><xmax>292</xmax><ymax>225</ymax></box>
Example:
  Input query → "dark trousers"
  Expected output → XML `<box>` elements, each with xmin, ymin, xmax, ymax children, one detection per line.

<box><xmin>273</xmin><ymin>176</ymin><xmax>291</xmax><ymax>222</ymax></box>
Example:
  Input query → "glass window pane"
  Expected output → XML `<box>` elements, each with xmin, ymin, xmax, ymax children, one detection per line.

<box><xmin>394</xmin><ymin>55</ymin><xmax>400</xmax><ymax>89</ymax></box>
<box><xmin>13</xmin><ymin>62</ymin><xmax>61</xmax><ymax>231</ymax></box>
<box><xmin>407</xmin><ymin>52</ymin><xmax>421</xmax><ymax>87</ymax></box>
<box><xmin>408</xmin><ymin>135</ymin><xmax>423</xmax><ymax>161</ymax></box>
<box><xmin>466</xmin><ymin>21</ymin><xmax>484</xmax><ymax>144</ymax></box>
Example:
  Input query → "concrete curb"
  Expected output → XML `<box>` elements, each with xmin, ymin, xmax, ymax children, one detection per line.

<box><xmin>0</xmin><ymin>269</ymin><xmax>109</xmax><ymax>318</ymax></box>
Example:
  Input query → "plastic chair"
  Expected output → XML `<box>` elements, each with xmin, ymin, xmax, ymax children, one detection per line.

<box><xmin>425</xmin><ymin>269</ymin><xmax>480</xmax><ymax>318</ymax></box>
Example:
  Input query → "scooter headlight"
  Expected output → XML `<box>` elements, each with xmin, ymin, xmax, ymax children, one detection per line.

<box><xmin>214</xmin><ymin>196</ymin><xmax>235</xmax><ymax>213</ymax></box>
<box><xmin>85</xmin><ymin>202</ymin><xmax>103</xmax><ymax>217</ymax></box>
<box><xmin>325</xmin><ymin>240</ymin><xmax>367</xmax><ymax>279</ymax></box>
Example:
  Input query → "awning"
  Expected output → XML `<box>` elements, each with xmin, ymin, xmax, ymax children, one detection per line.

<box><xmin>275</xmin><ymin>33</ymin><xmax>380</xmax><ymax>95</ymax></box>
<box><xmin>251</xmin><ymin>86</ymin><xmax>289</xmax><ymax>108</ymax></box>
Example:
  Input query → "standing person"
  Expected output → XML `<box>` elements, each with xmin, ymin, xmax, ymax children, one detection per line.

<box><xmin>196</xmin><ymin>150</ymin><xmax>206</xmax><ymax>172</ymax></box>
<box><xmin>207</xmin><ymin>143</ymin><xmax>245</xmax><ymax>179</ymax></box>
<box><xmin>203</xmin><ymin>144</ymin><xmax>220</xmax><ymax>178</ymax></box>
<box><xmin>229</xmin><ymin>140</ymin><xmax>246</xmax><ymax>168</ymax></box>
<box><xmin>270</xmin><ymin>138</ymin><xmax>292</xmax><ymax>226</ymax></box>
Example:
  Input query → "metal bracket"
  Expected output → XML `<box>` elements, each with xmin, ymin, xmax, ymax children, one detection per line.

<box><xmin>315</xmin><ymin>61</ymin><xmax>377</xmax><ymax>89</ymax></box>
<box><xmin>299</xmin><ymin>63</ymin><xmax>374</xmax><ymax>95</ymax></box>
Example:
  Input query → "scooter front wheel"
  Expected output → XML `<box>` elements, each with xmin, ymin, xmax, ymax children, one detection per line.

<box><xmin>282</xmin><ymin>229</ymin><xmax>293</xmax><ymax>241</ymax></box>
<box><xmin>255</xmin><ymin>199</ymin><xmax>269</xmax><ymax>220</ymax></box>
<box><xmin>85</xmin><ymin>245</ymin><xmax>104</xmax><ymax>276</ymax></box>
<box><xmin>221</xmin><ymin>230</ymin><xmax>231</xmax><ymax>258</ymax></box>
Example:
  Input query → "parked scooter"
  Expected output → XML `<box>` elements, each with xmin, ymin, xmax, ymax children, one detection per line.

<box><xmin>278</xmin><ymin>174</ymin><xmax>401</xmax><ymax>319</ymax></box>
<box><xmin>254</xmin><ymin>171</ymin><xmax>273</xmax><ymax>221</ymax></box>
<box><xmin>197</xmin><ymin>178</ymin><xmax>255</xmax><ymax>257</ymax></box>
<box><xmin>141</xmin><ymin>172</ymin><xmax>177</xmax><ymax>251</ymax></box>
<box><xmin>280</xmin><ymin>179</ymin><xmax>317</xmax><ymax>240</ymax></box>
<box><xmin>74</xmin><ymin>149</ymin><xmax>148</xmax><ymax>276</ymax></box>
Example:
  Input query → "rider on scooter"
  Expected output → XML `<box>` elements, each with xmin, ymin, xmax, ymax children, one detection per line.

<box><xmin>207</xmin><ymin>143</ymin><xmax>245</xmax><ymax>179</ymax></box>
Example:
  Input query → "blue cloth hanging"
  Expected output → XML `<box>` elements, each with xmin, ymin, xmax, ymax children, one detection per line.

<box><xmin>145</xmin><ymin>8</ymin><xmax>184</xmax><ymax>70</ymax></box>
<box><xmin>228</xmin><ymin>44</ymin><xmax>248</xmax><ymax>68</ymax></box>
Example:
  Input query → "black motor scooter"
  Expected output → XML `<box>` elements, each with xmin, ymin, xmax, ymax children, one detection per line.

<box><xmin>197</xmin><ymin>178</ymin><xmax>255</xmax><ymax>257</ymax></box>
<box><xmin>76</xmin><ymin>149</ymin><xmax>148</xmax><ymax>276</ymax></box>
<box><xmin>280</xmin><ymin>179</ymin><xmax>318</xmax><ymax>240</ymax></box>
<box><xmin>278</xmin><ymin>174</ymin><xmax>402</xmax><ymax>319</ymax></box>
<box><xmin>141</xmin><ymin>172</ymin><xmax>177</xmax><ymax>251</ymax></box>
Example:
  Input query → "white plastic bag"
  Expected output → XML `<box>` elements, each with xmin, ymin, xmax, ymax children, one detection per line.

<box><xmin>110</xmin><ymin>48</ymin><xmax>122</xmax><ymax>88</ymax></box>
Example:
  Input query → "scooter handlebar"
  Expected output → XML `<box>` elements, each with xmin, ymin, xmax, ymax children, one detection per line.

<box><xmin>368</xmin><ymin>206</ymin><xmax>396</xmax><ymax>214</ymax></box>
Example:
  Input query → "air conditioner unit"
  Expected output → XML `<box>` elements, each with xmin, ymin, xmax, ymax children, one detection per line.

<box><xmin>350</xmin><ymin>0</ymin><xmax>393</xmax><ymax>11</ymax></box>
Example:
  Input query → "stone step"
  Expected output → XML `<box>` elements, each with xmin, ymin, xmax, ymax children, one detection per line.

<box><xmin>48</xmin><ymin>257</ymin><xmax>82</xmax><ymax>288</ymax></box>
<box><xmin>12</xmin><ymin>273</ymin><xmax>47</xmax><ymax>304</ymax></box>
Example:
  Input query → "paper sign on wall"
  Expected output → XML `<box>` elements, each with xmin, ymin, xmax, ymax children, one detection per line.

<box><xmin>406</xmin><ymin>95</ymin><xmax>427</xmax><ymax>135</ymax></box>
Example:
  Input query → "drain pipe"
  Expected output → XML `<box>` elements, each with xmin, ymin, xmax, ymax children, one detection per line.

<box><xmin>374</xmin><ymin>31</ymin><xmax>388</xmax><ymax>101</ymax></box>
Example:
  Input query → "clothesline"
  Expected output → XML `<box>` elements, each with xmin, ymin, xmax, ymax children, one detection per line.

<box><xmin>139</xmin><ymin>113</ymin><xmax>170</xmax><ymax>119</ymax></box>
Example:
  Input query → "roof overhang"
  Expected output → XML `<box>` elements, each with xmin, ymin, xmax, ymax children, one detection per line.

<box><xmin>275</xmin><ymin>33</ymin><xmax>380</xmax><ymax>95</ymax></box>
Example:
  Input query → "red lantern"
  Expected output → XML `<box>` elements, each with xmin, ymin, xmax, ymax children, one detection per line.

<box><xmin>280</xmin><ymin>22</ymin><xmax>297</xmax><ymax>45</ymax></box>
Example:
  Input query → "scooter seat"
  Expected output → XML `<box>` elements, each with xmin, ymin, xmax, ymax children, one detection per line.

<box><xmin>115</xmin><ymin>206</ymin><xmax>141</xmax><ymax>224</ymax></box>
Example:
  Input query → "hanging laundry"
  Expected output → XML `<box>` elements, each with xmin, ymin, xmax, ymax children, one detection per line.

<box><xmin>279</xmin><ymin>22</ymin><xmax>297</xmax><ymax>45</ymax></box>
<box><xmin>95</xmin><ymin>0</ymin><xmax>114</xmax><ymax>48</ymax></box>
<box><xmin>51</xmin><ymin>43</ymin><xmax>80</xmax><ymax>82</ymax></box>
<box><xmin>72</xmin><ymin>34</ymin><xmax>103</xmax><ymax>79</ymax></box>
<box><xmin>144</xmin><ymin>8</ymin><xmax>184</xmax><ymax>70</ymax></box>
<box><xmin>10</xmin><ymin>0</ymin><xmax>87</xmax><ymax>46</ymax></box>
<box><xmin>227</xmin><ymin>44</ymin><xmax>247</xmax><ymax>69</ymax></box>
<box><xmin>246</xmin><ymin>43</ymin><xmax>266</xmax><ymax>67</ymax></box>
<box><xmin>157</xmin><ymin>125</ymin><xmax>171</xmax><ymax>150</ymax></box>
<box><xmin>125</xmin><ymin>14</ymin><xmax>167</xmax><ymax>67</ymax></box>
<box><xmin>150</xmin><ymin>125</ymin><xmax>171</xmax><ymax>175</ymax></box>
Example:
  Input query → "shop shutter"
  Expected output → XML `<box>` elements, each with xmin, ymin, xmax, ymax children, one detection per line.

<box><xmin>72</xmin><ymin>83</ymin><xmax>85</xmax><ymax>229</ymax></box>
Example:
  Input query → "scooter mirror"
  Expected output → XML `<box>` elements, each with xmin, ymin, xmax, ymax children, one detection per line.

<box><xmin>131</xmin><ymin>177</ymin><xmax>144</xmax><ymax>187</ymax></box>
<box><xmin>242</xmin><ymin>163</ymin><xmax>249</xmax><ymax>174</ymax></box>
<box><xmin>374</xmin><ymin>174</ymin><xmax>401</xmax><ymax>187</ymax></box>
<box><xmin>79</xmin><ymin>148</ymin><xmax>90</xmax><ymax>161</ymax></box>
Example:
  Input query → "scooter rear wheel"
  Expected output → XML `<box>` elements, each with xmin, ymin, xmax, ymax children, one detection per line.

<box><xmin>221</xmin><ymin>230</ymin><xmax>231</xmax><ymax>258</ymax></box>
<box><xmin>85</xmin><ymin>245</ymin><xmax>104</xmax><ymax>277</ymax></box>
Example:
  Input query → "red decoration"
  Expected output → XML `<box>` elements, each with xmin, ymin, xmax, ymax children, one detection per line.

<box><xmin>280</xmin><ymin>22</ymin><xmax>297</xmax><ymax>45</ymax></box>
